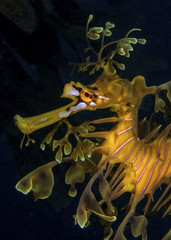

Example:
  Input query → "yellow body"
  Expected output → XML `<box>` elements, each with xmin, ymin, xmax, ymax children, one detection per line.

<box><xmin>15</xmin><ymin>16</ymin><xmax>171</xmax><ymax>240</ymax></box>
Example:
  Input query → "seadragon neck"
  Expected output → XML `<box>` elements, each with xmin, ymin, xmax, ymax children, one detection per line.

<box><xmin>110</xmin><ymin>108</ymin><xmax>139</xmax><ymax>158</ymax></box>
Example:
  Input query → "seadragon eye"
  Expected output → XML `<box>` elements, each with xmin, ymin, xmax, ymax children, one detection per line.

<box><xmin>80</xmin><ymin>90</ymin><xmax>92</xmax><ymax>103</ymax></box>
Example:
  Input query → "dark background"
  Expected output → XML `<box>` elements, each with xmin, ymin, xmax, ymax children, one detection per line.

<box><xmin>0</xmin><ymin>0</ymin><xmax>170</xmax><ymax>239</ymax></box>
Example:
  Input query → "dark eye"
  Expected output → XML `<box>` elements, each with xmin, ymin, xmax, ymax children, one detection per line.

<box><xmin>85</xmin><ymin>92</ymin><xmax>89</xmax><ymax>97</ymax></box>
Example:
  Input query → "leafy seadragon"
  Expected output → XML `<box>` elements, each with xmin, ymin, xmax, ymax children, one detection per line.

<box><xmin>14</xmin><ymin>15</ymin><xmax>171</xmax><ymax>240</ymax></box>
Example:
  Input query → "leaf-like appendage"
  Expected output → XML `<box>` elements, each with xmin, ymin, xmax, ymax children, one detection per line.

<box><xmin>55</xmin><ymin>145</ymin><xmax>62</xmax><ymax>163</ymax></box>
<box><xmin>87</xmin><ymin>27</ymin><xmax>104</xmax><ymax>40</ymax></box>
<box><xmin>72</xmin><ymin>139</ymin><xmax>94</xmax><ymax>162</ymax></box>
<box><xmin>65</xmin><ymin>163</ymin><xmax>85</xmax><ymax>197</ymax></box>
<box><xmin>15</xmin><ymin>161</ymin><xmax>57</xmax><ymax>200</ymax></box>
<box><xmin>77</xmin><ymin>121</ymin><xmax>95</xmax><ymax>136</ymax></box>
<box><xmin>64</xmin><ymin>141</ymin><xmax>72</xmax><ymax>155</ymax></box>
<box><xmin>104</xmin><ymin>22</ymin><xmax>115</xmax><ymax>37</ymax></box>
<box><xmin>155</xmin><ymin>95</ymin><xmax>165</xmax><ymax>113</ymax></box>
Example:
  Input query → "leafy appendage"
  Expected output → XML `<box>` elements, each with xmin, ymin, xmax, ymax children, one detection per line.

<box><xmin>155</xmin><ymin>81</ymin><xmax>171</xmax><ymax>113</ymax></box>
<box><xmin>40</xmin><ymin>120</ymin><xmax>95</xmax><ymax>163</ymax></box>
<box><xmin>15</xmin><ymin>161</ymin><xmax>57</xmax><ymax>201</ymax></box>
<box><xmin>70</xmin><ymin>15</ymin><xmax>146</xmax><ymax>75</ymax></box>
<box><xmin>65</xmin><ymin>163</ymin><xmax>85</xmax><ymax>197</ymax></box>
<box><xmin>72</xmin><ymin>139</ymin><xmax>94</xmax><ymax>162</ymax></box>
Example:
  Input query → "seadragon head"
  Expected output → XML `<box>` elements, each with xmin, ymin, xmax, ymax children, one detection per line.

<box><xmin>60</xmin><ymin>63</ymin><xmax>134</xmax><ymax>118</ymax></box>
<box><xmin>14</xmin><ymin>15</ymin><xmax>171</xmax><ymax>139</ymax></box>
<box><xmin>14</xmin><ymin>15</ymin><xmax>146</xmax><ymax>137</ymax></box>
<box><xmin>61</xmin><ymin>15</ymin><xmax>147</xmax><ymax>116</ymax></box>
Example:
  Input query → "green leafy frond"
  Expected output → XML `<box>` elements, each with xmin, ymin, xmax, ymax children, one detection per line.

<box><xmin>87</xmin><ymin>27</ymin><xmax>104</xmax><ymax>40</ymax></box>
<box><xmin>70</xmin><ymin>15</ymin><xmax>146</xmax><ymax>76</ymax></box>
<box><xmin>104</xmin><ymin>22</ymin><xmax>115</xmax><ymax>37</ymax></box>
<box><xmin>40</xmin><ymin>120</ymin><xmax>95</xmax><ymax>163</ymax></box>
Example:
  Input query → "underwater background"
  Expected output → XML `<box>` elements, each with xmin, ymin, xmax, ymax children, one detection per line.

<box><xmin>0</xmin><ymin>0</ymin><xmax>170</xmax><ymax>240</ymax></box>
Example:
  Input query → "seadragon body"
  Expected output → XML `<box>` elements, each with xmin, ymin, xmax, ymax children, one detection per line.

<box><xmin>14</xmin><ymin>15</ymin><xmax>171</xmax><ymax>240</ymax></box>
